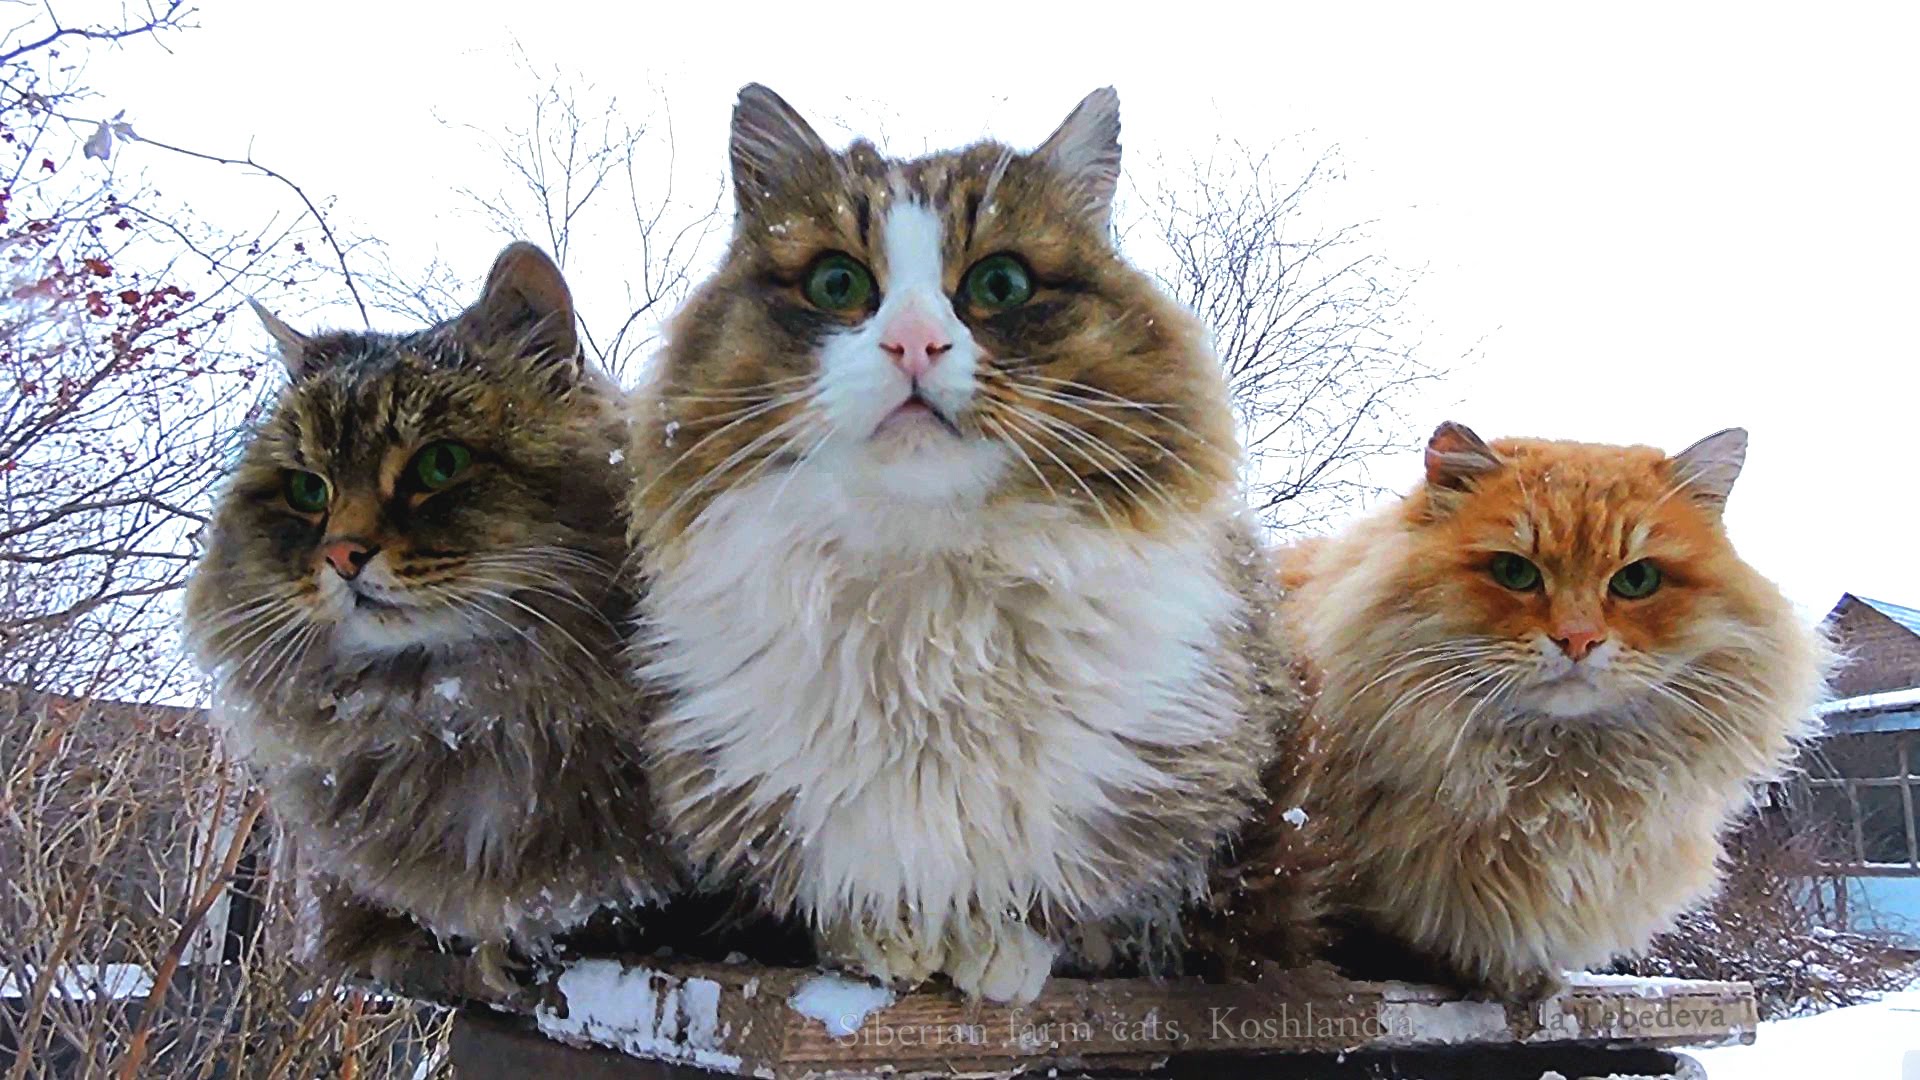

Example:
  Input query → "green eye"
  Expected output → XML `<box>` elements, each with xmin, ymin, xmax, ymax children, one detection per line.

<box><xmin>410</xmin><ymin>441</ymin><xmax>472</xmax><ymax>491</ymax></box>
<box><xmin>963</xmin><ymin>253</ymin><xmax>1034</xmax><ymax>310</ymax></box>
<box><xmin>803</xmin><ymin>253</ymin><xmax>875</xmax><ymax>311</ymax></box>
<box><xmin>284</xmin><ymin>471</ymin><xmax>330</xmax><ymax>513</ymax></box>
<box><xmin>1609</xmin><ymin>559</ymin><xmax>1663</xmax><ymax>599</ymax></box>
<box><xmin>1489</xmin><ymin>552</ymin><xmax>1541</xmax><ymax>591</ymax></box>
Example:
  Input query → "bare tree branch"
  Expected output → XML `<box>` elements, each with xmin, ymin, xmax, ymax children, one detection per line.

<box><xmin>380</xmin><ymin>53</ymin><xmax>724</xmax><ymax>381</ymax></box>
<box><xmin>1139</xmin><ymin>141</ymin><xmax>1447</xmax><ymax>534</ymax></box>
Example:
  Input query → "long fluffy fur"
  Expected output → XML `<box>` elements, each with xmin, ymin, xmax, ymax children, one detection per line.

<box><xmin>185</xmin><ymin>244</ymin><xmax>680</xmax><ymax>991</ymax></box>
<box><xmin>1289</xmin><ymin>426</ymin><xmax>1827</xmax><ymax>996</ymax></box>
<box><xmin>628</xmin><ymin>86</ymin><xmax>1320</xmax><ymax>1001</ymax></box>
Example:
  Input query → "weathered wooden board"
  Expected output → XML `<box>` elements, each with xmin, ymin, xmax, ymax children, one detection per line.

<box><xmin>401</xmin><ymin>955</ymin><xmax>1753</xmax><ymax>1079</ymax></box>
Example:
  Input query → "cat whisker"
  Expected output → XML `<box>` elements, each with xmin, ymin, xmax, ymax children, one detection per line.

<box><xmin>1005</xmin><ymin>384</ymin><xmax>1207</xmax><ymax>480</ymax></box>
<box><xmin>228</xmin><ymin>605</ymin><xmax>308</xmax><ymax>678</ymax></box>
<box><xmin>653</xmin><ymin>412</ymin><xmax>814</xmax><ymax>532</ymax></box>
<box><xmin>465</xmin><ymin>549</ymin><xmax>614</xmax><ymax>598</ymax></box>
<box><xmin>451</xmin><ymin>598</ymin><xmax>572</xmax><ymax>672</ymax></box>
<box><xmin>670</xmin><ymin>393</ymin><xmax>813</xmax><ymax>430</ymax></box>
<box><xmin>1440</xmin><ymin>670</ymin><xmax>1525</xmax><ymax>777</ymax></box>
<box><xmin>459</xmin><ymin>564</ymin><xmax>607</xmax><ymax>617</ymax></box>
<box><xmin>251</xmin><ymin>617</ymin><xmax>318</xmax><ymax>691</ymax></box>
<box><xmin>980</xmin><ymin>415</ymin><xmax>1063</xmax><ymax>506</ymax></box>
<box><xmin>651</xmin><ymin>373</ymin><xmax>814</xmax><ymax>401</ymax></box>
<box><xmin>1358</xmin><ymin>663</ymin><xmax>1504</xmax><ymax>761</ymax></box>
<box><xmin>632</xmin><ymin>394</ymin><xmax>812</xmax><ymax>515</ymax></box>
<box><xmin>1635</xmin><ymin>678</ymin><xmax>1745</xmax><ymax>747</ymax></box>
<box><xmin>1344</xmin><ymin>639</ymin><xmax>1509</xmax><ymax>702</ymax></box>
<box><xmin>653</xmin><ymin>388</ymin><xmax>809</xmax><ymax>406</ymax></box>
<box><xmin>197</xmin><ymin>591</ymin><xmax>298</xmax><ymax>631</ymax></box>
<box><xmin>458</xmin><ymin>570</ymin><xmax>611</xmax><ymax>633</ymax></box>
<box><xmin>1015</xmin><ymin>400</ymin><xmax>1186</xmax><ymax>509</ymax></box>
<box><xmin>454</xmin><ymin>584</ymin><xmax>610</xmax><ymax>678</ymax></box>
<box><xmin>989</xmin><ymin>407</ymin><xmax>1118</xmax><ymax>531</ymax></box>
<box><xmin>760</xmin><ymin>422</ymin><xmax>834</xmax><ymax>526</ymax></box>
<box><xmin>1001</xmin><ymin>401</ymin><xmax>1176</xmax><ymax>519</ymax></box>
<box><xmin>216</xmin><ymin>605</ymin><xmax>298</xmax><ymax>661</ymax></box>
<box><xmin>1013</xmin><ymin>374</ymin><xmax>1212</xmax><ymax>442</ymax></box>
<box><xmin>1669</xmin><ymin>666</ymin><xmax>1770</xmax><ymax>709</ymax></box>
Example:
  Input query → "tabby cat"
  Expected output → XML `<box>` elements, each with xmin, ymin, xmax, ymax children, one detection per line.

<box><xmin>1287</xmin><ymin>422</ymin><xmax>1826</xmax><ymax>997</ymax></box>
<box><xmin>625</xmin><ymin>86</ymin><xmax>1320</xmax><ymax>1003</ymax></box>
<box><xmin>184</xmin><ymin>243</ymin><xmax>679</xmax><ymax>991</ymax></box>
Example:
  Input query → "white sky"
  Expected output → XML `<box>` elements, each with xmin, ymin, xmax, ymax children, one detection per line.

<box><xmin>78</xmin><ymin>0</ymin><xmax>1919</xmax><ymax>615</ymax></box>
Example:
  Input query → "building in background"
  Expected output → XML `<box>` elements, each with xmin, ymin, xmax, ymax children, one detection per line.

<box><xmin>1804</xmin><ymin>595</ymin><xmax>1920</xmax><ymax>944</ymax></box>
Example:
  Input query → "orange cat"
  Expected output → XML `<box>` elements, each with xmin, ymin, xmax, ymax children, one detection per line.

<box><xmin>1288</xmin><ymin>422</ymin><xmax>1827</xmax><ymax>997</ymax></box>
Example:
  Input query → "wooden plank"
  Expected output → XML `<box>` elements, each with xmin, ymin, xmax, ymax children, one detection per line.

<box><xmin>395</xmin><ymin>955</ymin><xmax>1756</xmax><ymax>1079</ymax></box>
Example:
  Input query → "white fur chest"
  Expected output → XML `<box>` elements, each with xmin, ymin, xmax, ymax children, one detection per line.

<box><xmin>640</xmin><ymin>468</ymin><xmax>1243</xmax><ymax>933</ymax></box>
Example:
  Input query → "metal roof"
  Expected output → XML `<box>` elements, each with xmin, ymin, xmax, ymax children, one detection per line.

<box><xmin>1859</xmin><ymin>596</ymin><xmax>1920</xmax><ymax>636</ymax></box>
<box><xmin>1824</xmin><ymin>708</ymin><xmax>1920</xmax><ymax>736</ymax></box>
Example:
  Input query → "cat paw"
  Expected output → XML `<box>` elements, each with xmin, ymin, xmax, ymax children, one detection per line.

<box><xmin>469</xmin><ymin>940</ymin><xmax>535</xmax><ymax>999</ymax></box>
<box><xmin>819</xmin><ymin>922</ymin><xmax>944</xmax><ymax>989</ymax></box>
<box><xmin>314</xmin><ymin>891</ymin><xmax>437</xmax><ymax>984</ymax></box>
<box><xmin>946</xmin><ymin>920</ymin><xmax>1057</xmax><ymax>1004</ymax></box>
<box><xmin>1465</xmin><ymin>966</ymin><xmax>1566</xmax><ymax>1003</ymax></box>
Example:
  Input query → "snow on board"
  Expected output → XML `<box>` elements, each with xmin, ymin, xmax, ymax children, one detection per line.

<box><xmin>415</xmin><ymin>954</ymin><xmax>1762</xmax><ymax>1079</ymax></box>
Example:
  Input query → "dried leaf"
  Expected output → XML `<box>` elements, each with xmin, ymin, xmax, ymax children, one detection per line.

<box><xmin>83</xmin><ymin>121</ymin><xmax>113</xmax><ymax>161</ymax></box>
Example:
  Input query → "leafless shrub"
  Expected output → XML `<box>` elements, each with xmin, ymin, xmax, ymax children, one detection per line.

<box><xmin>0</xmin><ymin>6</ymin><xmax>449</xmax><ymax>1076</ymax></box>
<box><xmin>0</xmin><ymin>688</ymin><xmax>453</xmax><ymax>1078</ymax></box>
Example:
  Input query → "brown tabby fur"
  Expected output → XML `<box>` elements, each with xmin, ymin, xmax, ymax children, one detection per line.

<box><xmin>1284</xmin><ymin>423</ymin><xmax>1826</xmax><ymax>997</ymax></box>
<box><xmin>184</xmin><ymin>244</ymin><xmax>680</xmax><ymax>991</ymax></box>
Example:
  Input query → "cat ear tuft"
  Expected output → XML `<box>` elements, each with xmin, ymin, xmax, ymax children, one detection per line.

<box><xmin>1668</xmin><ymin>427</ymin><xmax>1747</xmax><ymax>517</ymax></box>
<box><xmin>459</xmin><ymin>241</ymin><xmax>580</xmax><ymax>374</ymax></box>
<box><xmin>730</xmin><ymin>84</ymin><xmax>833</xmax><ymax>217</ymax></box>
<box><xmin>1423</xmin><ymin>421</ymin><xmax>1502</xmax><ymax>492</ymax></box>
<box><xmin>1034</xmin><ymin>87</ymin><xmax>1122</xmax><ymax>229</ymax></box>
<box><xmin>249</xmin><ymin>298</ymin><xmax>314</xmax><ymax>379</ymax></box>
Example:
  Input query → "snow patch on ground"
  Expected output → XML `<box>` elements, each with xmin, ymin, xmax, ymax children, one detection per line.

<box><xmin>1282</xmin><ymin>806</ymin><xmax>1309</xmax><ymax>828</ymax></box>
<box><xmin>1568</xmin><ymin>971</ymin><xmax>1730</xmax><ymax>995</ymax></box>
<box><xmin>0</xmin><ymin>963</ymin><xmax>153</xmax><ymax>1001</ymax></box>
<box><xmin>788</xmin><ymin>972</ymin><xmax>895</xmax><ymax>1038</ymax></box>
<box><xmin>534</xmin><ymin>960</ymin><xmax>743</xmax><ymax>1071</ymax></box>
<box><xmin>432</xmin><ymin>677</ymin><xmax>461</xmax><ymax>701</ymax></box>
<box><xmin>1688</xmin><ymin>989</ymin><xmax>1920</xmax><ymax>1078</ymax></box>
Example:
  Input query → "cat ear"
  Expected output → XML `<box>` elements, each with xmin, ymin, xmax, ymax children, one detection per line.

<box><xmin>730</xmin><ymin>84</ymin><xmax>834</xmax><ymax>218</ymax></box>
<box><xmin>1423</xmin><ymin>421</ymin><xmax>1503</xmax><ymax>492</ymax></box>
<box><xmin>248</xmin><ymin>299</ymin><xmax>314</xmax><ymax>379</ymax></box>
<box><xmin>458</xmin><ymin>241</ymin><xmax>580</xmax><ymax>373</ymax></box>
<box><xmin>1034</xmin><ymin>87</ymin><xmax>1122</xmax><ymax>228</ymax></box>
<box><xmin>1668</xmin><ymin>427</ymin><xmax>1747</xmax><ymax>517</ymax></box>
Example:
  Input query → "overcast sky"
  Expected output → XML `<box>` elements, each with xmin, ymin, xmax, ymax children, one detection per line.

<box><xmin>79</xmin><ymin>1</ymin><xmax>1919</xmax><ymax>616</ymax></box>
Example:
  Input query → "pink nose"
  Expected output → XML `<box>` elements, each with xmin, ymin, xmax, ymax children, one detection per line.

<box><xmin>1553</xmin><ymin>626</ymin><xmax>1607</xmax><ymax>661</ymax></box>
<box><xmin>320</xmin><ymin>538</ymin><xmax>377</xmax><ymax>580</ymax></box>
<box><xmin>878</xmin><ymin>312</ymin><xmax>952</xmax><ymax>379</ymax></box>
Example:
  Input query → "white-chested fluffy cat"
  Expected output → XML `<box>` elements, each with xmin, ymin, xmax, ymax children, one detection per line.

<box><xmin>184</xmin><ymin>243</ymin><xmax>680</xmax><ymax>991</ymax></box>
<box><xmin>1283</xmin><ymin>422</ymin><xmax>1827</xmax><ymax>998</ymax></box>
<box><xmin>625</xmin><ymin>86</ymin><xmax>1322</xmax><ymax>1004</ymax></box>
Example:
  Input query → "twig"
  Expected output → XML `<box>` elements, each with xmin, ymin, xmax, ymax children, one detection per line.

<box><xmin>3</xmin><ymin>864</ymin><xmax>99</xmax><ymax>1080</ymax></box>
<box><xmin>115</xmin><ymin>791</ymin><xmax>266</xmax><ymax>1080</ymax></box>
<box><xmin>109</xmin><ymin>131</ymin><xmax>370</xmax><ymax>327</ymax></box>
<box><xmin>0</xmin><ymin>1</ymin><xmax>190</xmax><ymax>67</ymax></box>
